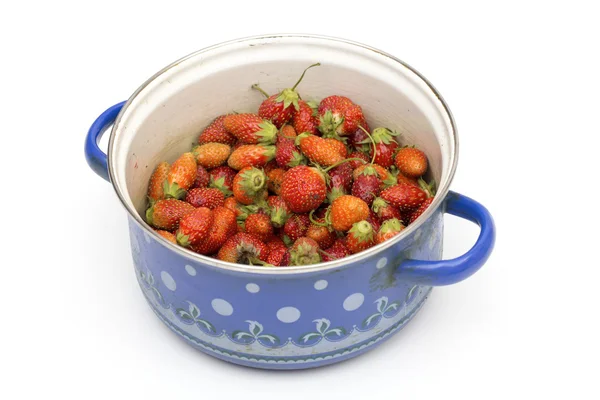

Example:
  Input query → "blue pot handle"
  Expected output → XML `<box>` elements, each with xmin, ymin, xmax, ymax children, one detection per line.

<box><xmin>84</xmin><ymin>101</ymin><xmax>126</xmax><ymax>181</ymax></box>
<box><xmin>398</xmin><ymin>191</ymin><xmax>496</xmax><ymax>286</ymax></box>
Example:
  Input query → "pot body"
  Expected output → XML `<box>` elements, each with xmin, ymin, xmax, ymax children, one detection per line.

<box><xmin>129</xmin><ymin>205</ymin><xmax>442</xmax><ymax>369</ymax></box>
<box><xmin>85</xmin><ymin>35</ymin><xmax>496</xmax><ymax>370</ymax></box>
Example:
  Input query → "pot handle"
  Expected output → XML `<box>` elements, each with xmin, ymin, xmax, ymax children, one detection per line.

<box><xmin>397</xmin><ymin>191</ymin><xmax>496</xmax><ymax>286</ymax></box>
<box><xmin>84</xmin><ymin>101</ymin><xmax>126</xmax><ymax>181</ymax></box>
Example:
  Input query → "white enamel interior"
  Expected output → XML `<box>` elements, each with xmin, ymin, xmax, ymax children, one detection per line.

<box><xmin>108</xmin><ymin>35</ymin><xmax>457</xmax><ymax>272</ymax></box>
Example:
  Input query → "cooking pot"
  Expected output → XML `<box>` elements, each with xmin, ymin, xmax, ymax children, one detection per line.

<box><xmin>85</xmin><ymin>34</ymin><xmax>495</xmax><ymax>369</ymax></box>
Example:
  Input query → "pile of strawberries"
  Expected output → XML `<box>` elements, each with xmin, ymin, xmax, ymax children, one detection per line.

<box><xmin>144</xmin><ymin>64</ymin><xmax>435</xmax><ymax>266</ymax></box>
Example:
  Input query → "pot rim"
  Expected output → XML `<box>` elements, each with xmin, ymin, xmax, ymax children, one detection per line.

<box><xmin>107</xmin><ymin>33</ymin><xmax>458</xmax><ymax>275</ymax></box>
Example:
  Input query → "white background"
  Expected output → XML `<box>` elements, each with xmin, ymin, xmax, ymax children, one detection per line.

<box><xmin>1</xmin><ymin>1</ymin><xmax>599</xmax><ymax>399</ymax></box>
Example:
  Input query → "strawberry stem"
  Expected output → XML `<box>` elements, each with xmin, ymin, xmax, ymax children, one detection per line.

<box><xmin>322</xmin><ymin>157</ymin><xmax>367</xmax><ymax>173</ymax></box>
<box><xmin>358</xmin><ymin>125</ymin><xmax>377</xmax><ymax>165</ymax></box>
<box><xmin>251</xmin><ymin>84</ymin><xmax>270</xmax><ymax>99</ymax></box>
<box><xmin>309</xmin><ymin>209</ymin><xmax>329</xmax><ymax>227</ymax></box>
<box><xmin>317</xmin><ymin>248</ymin><xmax>334</xmax><ymax>258</ymax></box>
<box><xmin>291</xmin><ymin>63</ymin><xmax>321</xmax><ymax>91</ymax></box>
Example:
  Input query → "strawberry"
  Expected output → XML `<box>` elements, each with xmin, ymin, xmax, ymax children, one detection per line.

<box><xmin>276</xmin><ymin>133</ymin><xmax>306</xmax><ymax>168</ymax></box>
<box><xmin>380</xmin><ymin>183</ymin><xmax>427</xmax><ymax>213</ymax></box>
<box><xmin>328</xmin><ymin>161</ymin><xmax>354</xmax><ymax>193</ymax></box>
<box><xmin>191</xmin><ymin>206</ymin><xmax>237</xmax><ymax>255</ymax></box>
<box><xmin>279</xmin><ymin>124</ymin><xmax>297</xmax><ymax>139</ymax></box>
<box><xmin>223</xmin><ymin>113</ymin><xmax>278</xmax><ymax>144</ymax></box>
<box><xmin>267</xmin><ymin>168</ymin><xmax>286</xmax><ymax>195</ymax></box>
<box><xmin>266</xmin><ymin>247</ymin><xmax>289</xmax><ymax>266</ymax></box>
<box><xmin>253</xmin><ymin>63</ymin><xmax>320</xmax><ymax>128</ymax></box>
<box><xmin>359</xmin><ymin>127</ymin><xmax>400</xmax><ymax>168</ymax></box>
<box><xmin>176</xmin><ymin>207</ymin><xmax>214</xmax><ymax>247</ymax></box>
<box><xmin>232</xmin><ymin>167</ymin><xmax>267</xmax><ymax>205</ymax></box>
<box><xmin>185</xmin><ymin>188</ymin><xmax>225</xmax><ymax>209</ymax></box>
<box><xmin>228</xmin><ymin>144</ymin><xmax>275</xmax><ymax>170</ymax></box>
<box><xmin>191</xmin><ymin>164</ymin><xmax>210</xmax><ymax>189</ymax></box>
<box><xmin>263</xmin><ymin>159</ymin><xmax>279</xmax><ymax>174</ymax></box>
<box><xmin>346</xmin><ymin>220</ymin><xmax>375</xmax><ymax>254</ymax></box>
<box><xmin>245</xmin><ymin>213</ymin><xmax>274</xmax><ymax>242</ymax></box>
<box><xmin>372</xmin><ymin>197</ymin><xmax>403</xmax><ymax>223</ymax></box>
<box><xmin>296</xmin><ymin>133</ymin><xmax>345</xmax><ymax>167</ymax></box>
<box><xmin>164</xmin><ymin>152</ymin><xmax>197</xmax><ymax>199</ymax></box>
<box><xmin>147</xmin><ymin>161</ymin><xmax>170</xmax><ymax>203</ymax></box>
<box><xmin>155</xmin><ymin>230</ymin><xmax>177</xmax><ymax>244</ymax></box>
<box><xmin>292</xmin><ymin>99</ymin><xmax>320</xmax><ymax>135</ymax></box>
<box><xmin>394</xmin><ymin>171</ymin><xmax>420</xmax><ymax>187</ymax></box>
<box><xmin>289</xmin><ymin>237</ymin><xmax>321</xmax><ymax>266</ymax></box>
<box><xmin>318</xmin><ymin>96</ymin><xmax>366</xmax><ymax>137</ymax></box>
<box><xmin>347</xmin><ymin>125</ymin><xmax>371</xmax><ymax>152</ymax></box>
<box><xmin>376</xmin><ymin>218</ymin><xmax>405</xmax><ymax>244</ymax></box>
<box><xmin>283</xmin><ymin>213</ymin><xmax>310</xmax><ymax>242</ymax></box>
<box><xmin>266</xmin><ymin>236</ymin><xmax>287</xmax><ymax>253</ymax></box>
<box><xmin>354</xmin><ymin>164</ymin><xmax>396</xmax><ymax>188</ymax></box>
<box><xmin>146</xmin><ymin>199</ymin><xmax>195</xmax><ymax>231</ymax></box>
<box><xmin>198</xmin><ymin>115</ymin><xmax>237</xmax><ymax>146</ymax></box>
<box><xmin>351</xmin><ymin>166</ymin><xmax>381</xmax><ymax>206</ymax></box>
<box><xmin>327</xmin><ymin>184</ymin><xmax>347</xmax><ymax>204</ymax></box>
<box><xmin>330</xmin><ymin>195</ymin><xmax>370</xmax><ymax>232</ymax></box>
<box><xmin>268</xmin><ymin>195</ymin><xmax>292</xmax><ymax>228</ymax></box>
<box><xmin>223</xmin><ymin>197</ymin><xmax>243</xmax><ymax>217</ymax></box>
<box><xmin>408</xmin><ymin>197</ymin><xmax>434</xmax><ymax>224</ymax></box>
<box><xmin>217</xmin><ymin>233</ymin><xmax>269</xmax><ymax>264</ymax></box>
<box><xmin>320</xmin><ymin>238</ymin><xmax>350</xmax><ymax>262</ymax></box>
<box><xmin>328</xmin><ymin>138</ymin><xmax>348</xmax><ymax>158</ymax></box>
<box><xmin>193</xmin><ymin>143</ymin><xmax>231</xmax><ymax>169</ymax></box>
<box><xmin>280</xmin><ymin>166</ymin><xmax>327</xmax><ymax>213</ymax></box>
<box><xmin>367</xmin><ymin>210</ymin><xmax>382</xmax><ymax>233</ymax></box>
<box><xmin>306</xmin><ymin>217</ymin><xmax>336</xmax><ymax>249</ymax></box>
<box><xmin>394</xmin><ymin>147</ymin><xmax>428</xmax><ymax>178</ymax></box>
<box><xmin>347</xmin><ymin>151</ymin><xmax>369</xmax><ymax>169</ymax></box>
<box><xmin>209</xmin><ymin>166</ymin><xmax>236</xmax><ymax>197</ymax></box>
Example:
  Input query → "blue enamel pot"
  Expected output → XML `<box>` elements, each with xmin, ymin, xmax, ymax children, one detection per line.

<box><xmin>85</xmin><ymin>35</ymin><xmax>496</xmax><ymax>369</ymax></box>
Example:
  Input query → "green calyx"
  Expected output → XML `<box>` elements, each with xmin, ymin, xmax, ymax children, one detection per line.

<box><xmin>162</xmin><ymin>180</ymin><xmax>186</xmax><ymax>200</ymax></box>
<box><xmin>239</xmin><ymin>168</ymin><xmax>266</xmax><ymax>196</ymax></box>
<box><xmin>256</xmin><ymin>121</ymin><xmax>278</xmax><ymax>144</ymax></box>
<box><xmin>306</xmin><ymin>100</ymin><xmax>319</xmax><ymax>116</ymax></box>
<box><xmin>145</xmin><ymin>205</ymin><xmax>155</xmax><ymax>226</ymax></box>
<box><xmin>327</xmin><ymin>186</ymin><xmax>346</xmax><ymax>204</ymax></box>
<box><xmin>318</xmin><ymin>110</ymin><xmax>345</xmax><ymax>137</ymax></box>
<box><xmin>371</xmin><ymin>197</ymin><xmax>388</xmax><ymax>214</ymax></box>
<box><xmin>419</xmin><ymin>178</ymin><xmax>436</xmax><ymax>198</ymax></box>
<box><xmin>270</xmin><ymin>206</ymin><xmax>290</xmax><ymax>228</ymax></box>
<box><xmin>379</xmin><ymin>218</ymin><xmax>405</xmax><ymax>234</ymax></box>
<box><xmin>359</xmin><ymin>165</ymin><xmax>378</xmax><ymax>176</ymax></box>
<box><xmin>176</xmin><ymin>232</ymin><xmax>191</xmax><ymax>247</ymax></box>
<box><xmin>295</xmin><ymin>132</ymin><xmax>312</xmax><ymax>146</ymax></box>
<box><xmin>276</xmin><ymin>89</ymin><xmax>300</xmax><ymax>111</ymax></box>
<box><xmin>363</xmin><ymin>127</ymin><xmax>401</xmax><ymax>145</ymax></box>
<box><xmin>288</xmin><ymin>151</ymin><xmax>307</xmax><ymax>167</ymax></box>
<box><xmin>290</xmin><ymin>241</ymin><xmax>321</xmax><ymax>266</ymax></box>
<box><xmin>260</xmin><ymin>144</ymin><xmax>277</xmax><ymax>160</ymax></box>
<box><xmin>210</xmin><ymin>176</ymin><xmax>233</xmax><ymax>197</ymax></box>
<box><xmin>382</xmin><ymin>173</ymin><xmax>397</xmax><ymax>188</ymax></box>
<box><xmin>349</xmin><ymin>220</ymin><xmax>374</xmax><ymax>243</ymax></box>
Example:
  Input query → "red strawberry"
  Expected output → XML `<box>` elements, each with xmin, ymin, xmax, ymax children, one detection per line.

<box><xmin>146</xmin><ymin>199</ymin><xmax>195</xmax><ymax>231</ymax></box>
<box><xmin>232</xmin><ymin>167</ymin><xmax>267</xmax><ymax>205</ymax></box>
<box><xmin>360</xmin><ymin>127</ymin><xmax>400</xmax><ymax>168</ymax></box>
<box><xmin>164</xmin><ymin>152</ymin><xmax>197</xmax><ymax>199</ymax></box>
<box><xmin>276</xmin><ymin>133</ymin><xmax>306</xmax><ymax>168</ymax></box>
<box><xmin>283</xmin><ymin>213</ymin><xmax>310</xmax><ymax>242</ymax></box>
<box><xmin>347</xmin><ymin>151</ymin><xmax>369</xmax><ymax>169</ymax></box>
<box><xmin>376</xmin><ymin>218</ymin><xmax>405</xmax><ymax>244</ymax></box>
<box><xmin>267</xmin><ymin>168</ymin><xmax>286</xmax><ymax>195</ymax></box>
<box><xmin>176</xmin><ymin>207</ymin><xmax>214</xmax><ymax>247</ymax></box>
<box><xmin>292</xmin><ymin>99</ymin><xmax>320</xmax><ymax>135</ymax></box>
<box><xmin>347</xmin><ymin>125</ymin><xmax>371</xmax><ymax>152</ymax></box>
<box><xmin>266</xmin><ymin>247</ymin><xmax>288</xmax><ymax>266</ymax></box>
<box><xmin>155</xmin><ymin>230</ymin><xmax>177</xmax><ymax>244</ymax></box>
<box><xmin>408</xmin><ymin>197</ymin><xmax>434</xmax><ymax>224</ymax></box>
<box><xmin>217</xmin><ymin>233</ymin><xmax>269</xmax><ymax>264</ymax></box>
<box><xmin>380</xmin><ymin>184</ymin><xmax>427</xmax><ymax>213</ymax></box>
<box><xmin>328</xmin><ymin>161</ymin><xmax>354</xmax><ymax>193</ymax></box>
<box><xmin>266</xmin><ymin>236</ymin><xmax>287</xmax><ymax>253</ymax></box>
<box><xmin>351</xmin><ymin>167</ymin><xmax>381</xmax><ymax>206</ymax></box>
<box><xmin>268</xmin><ymin>195</ymin><xmax>292</xmax><ymax>228</ymax></box>
<box><xmin>280</xmin><ymin>166</ymin><xmax>327</xmax><ymax>213</ymax></box>
<box><xmin>279</xmin><ymin>124</ymin><xmax>297</xmax><ymax>139</ymax></box>
<box><xmin>321</xmin><ymin>238</ymin><xmax>350</xmax><ymax>262</ymax></box>
<box><xmin>209</xmin><ymin>166</ymin><xmax>236</xmax><ymax>197</ymax></box>
<box><xmin>263</xmin><ymin>159</ymin><xmax>279</xmax><ymax>174</ymax></box>
<box><xmin>395</xmin><ymin>172</ymin><xmax>420</xmax><ymax>188</ymax></box>
<box><xmin>328</xmin><ymin>138</ymin><xmax>348</xmax><ymax>158</ymax></box>
<box><xmin>185</xmin><ymin>188</ymin><xmax>225</xmax><ymax>209</ymax></box>
<box><xmin>190</xmin><ymin>206</ymin><xmax>237</xmax><ymax>255</ymax></box>
<box><xmin>296</xmin><ymin>133</ymin><xmax>345</xmax><ymax>167</ymax></box>
<box><xmin>366</xmin><ymin>210</ymin><xmax>382</xmax><ymax>233</ymax></box>
<box><xmin>289</xmin><ymin>237</ymin><xmax>321</xmax><ymax>266</ymax></box>
<box><xmin>223</xmin><ymin>197</ymin><xmax>242</xmax><ymax>217</ymax></box>
<box><xmin>330</xmin><ymin>195</ymin><xmax>370</xmax><ymax>232</ymax></box>
<box><xmin>306</xmin><ymin>218</ymin><xmax>336</xmax><ymax>249</ymax></box>
<box><xmin>228</xmin><ymin>144</ymin><xmax>275</xmax><ymax>170</ymax></box>
<box><xmin>346</xmin><ymin>220</ymin><xmax>375</xmax><ymax>254</ymax></box>
<box><xmin>354</xmin><ymin>164</ymin><xmax>396</xmax><ymax>188</ymax></box>
<box><xmin>318</xmin><ymin>96</ymin><xmax>366</xmax><ymax>137</ymax></box>
<box><xmin>198</xmin><ymin>115</ymin><xmax>237</xmax><ymax>146</ymax></box>
<box><xmin>394</xmin><ymin>147</ymin><xmax>428</xmax><ymax>178</ymax></box>
<box><xmin>253</xmin><ymin>63</ymin><xmax>320</xmax><ymax>128</ymax></box>
<box><xmin>193</xmin><ymin>143</ymin><xmax>231</xmax><ymax>169</ymax></box>
<box><xmin>372</xmin><ymin>197</ymin><xmax>403</xmax><ymax>223</ymax></box>
<box><xmin>223</xmin><ymin>114</ymin><xmax>278</xmax><ymax>144</ymax></box>
<box><xmin>191</xmin><ymin>165</ymin><xmax>210</xmax><ymax>189</ymax></box>
<box><xmin>245</xmin><ymin>213</ymin><xmax>274</xmax><ymax>242</ymax></box>
<box><xmin>147</xmin><ymin>161</ymin><xmax>170</xmax><ymax>203</ymax></box>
